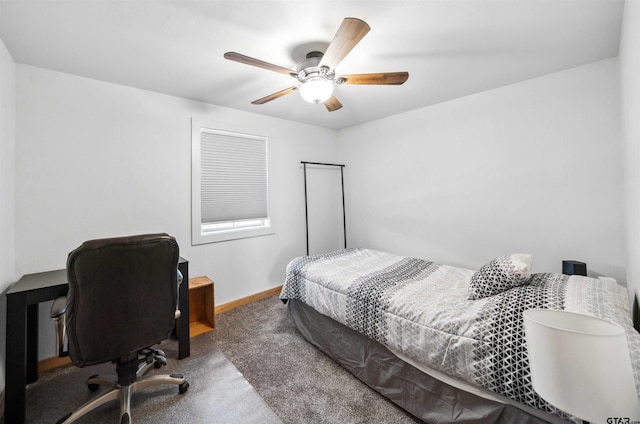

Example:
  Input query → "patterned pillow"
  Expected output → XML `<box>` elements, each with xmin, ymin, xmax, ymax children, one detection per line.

<box><xmin>468</xmin><ymin>254</ymin><xmax>533</xmax><ymax>300</ymax></box>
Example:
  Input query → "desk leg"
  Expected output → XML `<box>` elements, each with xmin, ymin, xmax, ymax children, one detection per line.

<box><xmin>26</xmin><ymin>303</ymin><xmax>39</xmax><ymax>383</ymax></box>
<box><xmin>177</xmin><ymin>261</ymin><xmax>190</xmax><ymax>359</ymax></box>
<box><xmin>5</xmin><ymin>292</ymin><xmax>27</xmax><ymax>424</ymax></box>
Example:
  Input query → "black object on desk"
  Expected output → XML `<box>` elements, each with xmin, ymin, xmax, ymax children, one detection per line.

<box><xmin>562</xmin><ymin>260</ymin><xmax>587</xmax><ymax>276</ymax></box>
<box><xmin>3</xmin><ymin>258</ymin><xmax>190</xmax><ymax>424</ymax></box>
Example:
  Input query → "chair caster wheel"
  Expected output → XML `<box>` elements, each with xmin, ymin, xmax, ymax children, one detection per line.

<box><xmin>179</xmin><ymin>381</ymin><xmax>189</xmax><ymax>394</ymax></box>
<box><xmin>120</xmin><ymin>412</ymin><xmax>130</xmax><ymax>424</ymax></box>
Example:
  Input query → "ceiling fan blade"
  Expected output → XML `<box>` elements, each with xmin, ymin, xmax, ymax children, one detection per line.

<box><xmin>324</xmin><ymin>95</ymin><xmax>343</xmax><ymax>112</ymax></box>
<box><xmin>319</xmin><ymin>18</ymin><xmax>370</xmax><ymax>70</ymax></box>
<box><xmin>224</xmin><ymin>52</ymin><xmax>297</xmax><ymax>77</ymax></box>
<box><xmin>339</xmin><ymin>72</ymin><xmax>409</xmax><ymax>85</ymax></box>
<box><xmin>251</xmin><ymin>87</ymin><xmax>298</xmax><ymax>105</ymax></box>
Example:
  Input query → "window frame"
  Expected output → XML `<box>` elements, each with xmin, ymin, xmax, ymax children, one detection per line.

<box><xmin>191</xmin><ymin>118</ymin><xmax>274</xmax><ymax>245</ymax></box>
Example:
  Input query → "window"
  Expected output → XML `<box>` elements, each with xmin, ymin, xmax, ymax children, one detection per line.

<box><xmin>191</xmin><ymin>119</ymin><xmax>273</xmax><ymax>244</ymax></box>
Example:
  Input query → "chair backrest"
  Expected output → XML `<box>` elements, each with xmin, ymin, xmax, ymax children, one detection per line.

<box><xmin>66</xmin><ymin>233</ymin><xmax>179</xmax><ymax>367</ymax></box>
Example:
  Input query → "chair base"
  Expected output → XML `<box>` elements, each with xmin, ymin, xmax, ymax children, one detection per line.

<box><xmin>56</xmin><ymin>351</ymin><xmax>188</xmax><ymax>424</ymax></box>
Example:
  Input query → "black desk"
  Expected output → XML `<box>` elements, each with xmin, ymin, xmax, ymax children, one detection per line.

<box><xmin>4</xmin><ymin>258</ymin><xmax>190</xmax><ymax>424</ymax></box>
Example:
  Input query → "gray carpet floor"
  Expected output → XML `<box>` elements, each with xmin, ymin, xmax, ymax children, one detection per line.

<box><xmin>207</xmin><ymin>295</ymin><xmax>420</xmax><ymax>424</ymax></box>
<box><xmin>15</xmin><ymin>334</ymin><xmax>282</xmax><ymax>423</ymax></box>
<box><xmin>7</xmin><ymin>295</ymin><xmax>421</xmax><ymax>423</ymax></box>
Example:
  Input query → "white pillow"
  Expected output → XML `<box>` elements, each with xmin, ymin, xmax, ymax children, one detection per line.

<box><xmin>467</xmin><ymin>254</ymin><xmax>533</xmax><ymax>300</ymax></box>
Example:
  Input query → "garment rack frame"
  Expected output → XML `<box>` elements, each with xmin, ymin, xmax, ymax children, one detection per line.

<box><xmin>301</xmin><ymin>161</ymin><xmax>347</xmax><ymax>256</ymax></box>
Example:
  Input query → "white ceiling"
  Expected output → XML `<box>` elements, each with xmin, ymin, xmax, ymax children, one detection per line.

<box><xmin>0</xmin><ymin>0</ymin><xmax>625</xmax><ymax>130</ymax></box>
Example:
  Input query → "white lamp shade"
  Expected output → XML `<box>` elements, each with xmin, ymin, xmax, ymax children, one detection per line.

<box><xmin>299</xmin><ymin>78</ymin><xmax>334</xmax><ymax>104</ymax></box>
<box><xmin>523</xmin><ymin>309</ymin><xmax>640</xmax><ymax>423</ymax></box>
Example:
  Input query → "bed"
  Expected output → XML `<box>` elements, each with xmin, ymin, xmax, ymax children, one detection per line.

<box><xmin>279</xmin><ymin>248</ymin><xmax>640</xmax><ymax>423</ymax></box>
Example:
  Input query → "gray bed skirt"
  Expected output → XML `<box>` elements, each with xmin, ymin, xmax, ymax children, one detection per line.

<box><xmin>286</xmin><ymin>299</ymin><xmax>569</xmax><ymax>424</ymax></box>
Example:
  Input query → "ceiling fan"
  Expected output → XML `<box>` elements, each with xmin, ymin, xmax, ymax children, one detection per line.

<box><xmin>224</xmin><ymin>17</ymin><xmax>409</xmax><ymax>112</ymax></box>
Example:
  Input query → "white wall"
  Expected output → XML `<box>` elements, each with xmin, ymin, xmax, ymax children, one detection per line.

<box><xmin>621</xmin><ymin>0</ymin><xmax>640</xmax><ymax>307</ymax></box>
<box><xmin>0</xmin><ymin>37</ymin><xmax>16</xmax><ymax>290</ymax></box>
<box><xmin>339</xmin><ymin>58</ymin><xmax>625</xmax><ymax>281</ymax></box>
<box><xmin>0</xmin><ymin>36</ymin><xmax>16</xmax><ymax>395</ymax></box>
<box><xmin>15</xmin><ymin>64</ymin><xmax>338</xmax><ymax>359</ymax></box>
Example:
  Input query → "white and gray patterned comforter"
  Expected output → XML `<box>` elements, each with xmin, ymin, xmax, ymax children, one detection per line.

<box><xmin>279</xmin><ymin>248</ymin><xmax>640</xmax><ymax>419</ymax></box>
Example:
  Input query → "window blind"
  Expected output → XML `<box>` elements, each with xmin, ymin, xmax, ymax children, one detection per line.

<box><xmin>200</xmin><ymin>129</ymin><xmax>268</xmax><ymax>224</ymax></box>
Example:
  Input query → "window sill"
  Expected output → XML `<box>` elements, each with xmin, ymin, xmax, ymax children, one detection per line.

<box><xmin>192</xmin><ymin>225</ymin><xmax>275</xmax><ymax>245</ymax></box>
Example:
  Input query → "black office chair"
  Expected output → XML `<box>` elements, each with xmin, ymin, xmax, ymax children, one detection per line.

<box><xmin>51</xmin><ymin>233</ymin><xmax>189</xmax><ymax>424</ymax></box>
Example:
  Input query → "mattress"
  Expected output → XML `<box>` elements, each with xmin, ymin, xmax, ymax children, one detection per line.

<box><xmin>280</xmin><ymin>248</ymin><xmax>640</xmax><ymax>421</ymax></box>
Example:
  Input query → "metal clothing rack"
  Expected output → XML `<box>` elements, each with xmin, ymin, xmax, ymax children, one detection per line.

<box><xmin>301</xmin><ymin>161</ymin><xmax>346</xmax><ymax>256</ymax></box>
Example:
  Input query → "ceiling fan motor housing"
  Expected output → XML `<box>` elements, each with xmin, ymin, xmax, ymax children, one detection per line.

<box><xmin>296</xmin><ymin>52</ymin><xmax>335</xmax><ymax>83</ymax></box>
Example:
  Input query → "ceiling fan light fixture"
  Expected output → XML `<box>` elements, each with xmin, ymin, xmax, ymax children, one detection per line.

<box><xmin>299</xmin><ymin>77</ymin><xmax>334</xmax><ymax>104</ymax></box>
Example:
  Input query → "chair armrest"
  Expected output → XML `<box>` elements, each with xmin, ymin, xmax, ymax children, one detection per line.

<box><xmin>50</xmin><ymin>296</ymin><xmax>69</xmax><ymax>357</ymax></box>
<box><xmin>174</xmin><ymin>269</ymin><xmax>183</xmax><ymax>319</ymax></box>
<box><xmin>50</xmin><ymin>296</ymin><xmax>68</xmax><ymax>319</ymax></box>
